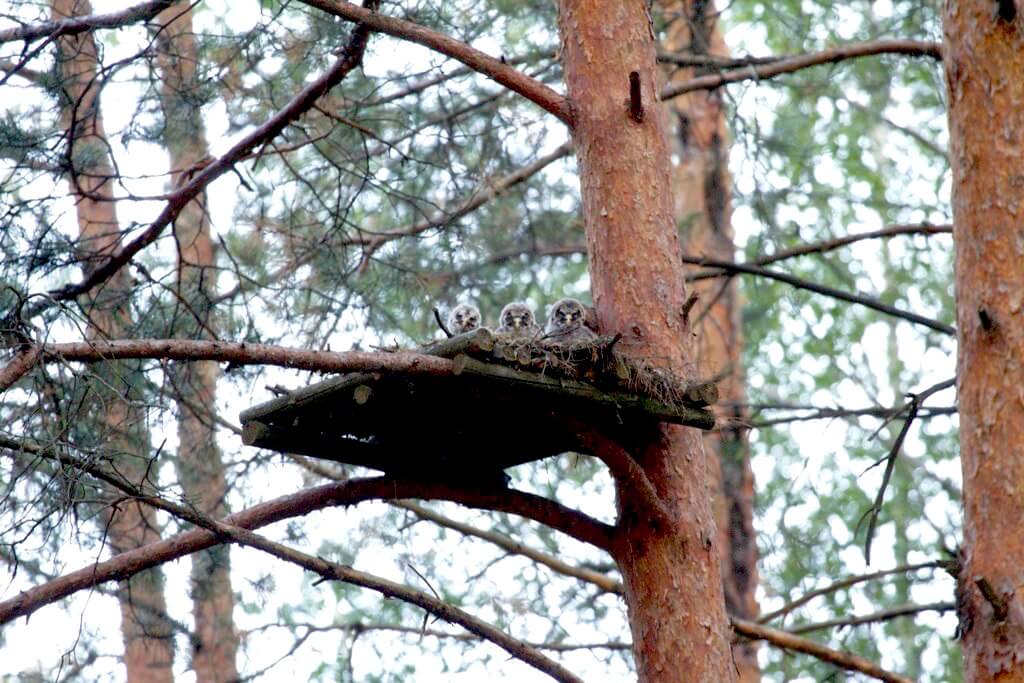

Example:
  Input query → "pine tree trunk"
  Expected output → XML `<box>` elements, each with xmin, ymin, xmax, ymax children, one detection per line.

<box><xmin>52</xmin><ymin>1</ymin><xmax>174</xmax><ymax>680</ymax></box>
<box><xmin>661</xmin><ymin>4</ymin><xmax>761</xmax><ymax>680</ymax></box>
<box><xmin>556</xmin><ymin>1</ymin><xmax>736</xmax><ymax>680</ymax></box>
<box><xmin>154</xmin><ymin>4</ymin><xmax>240</xmax><ymax>681</ymax></box>
<box><xmin>945</xmin><ymin>2</ymin><xmax>1024</xmax><ymax>681</ymax></box>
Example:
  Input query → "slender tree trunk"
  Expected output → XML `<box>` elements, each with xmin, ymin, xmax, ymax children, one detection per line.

<box><xmin>154</xmin><ymin>4</ymin><xmax>239</xmax><ymax>681</ymax></box>
<box><xmin>659</xmin><ymin>4</ymin><xmax>761</xmax><ymax>680</ymax></box>
<box><xmin>945</xmin><ymin>2</ymin><xmax>1024</xmax><ymax>681</ymax></box>
<box><xmin>52</xmin><ymin>1</ymin><xmax>174</xmax><ymax>680</ymax></box>
<box><xmin>557</xmin><ymin>1</ymin><xmax>735</xmax><ymax>680</ymax></box>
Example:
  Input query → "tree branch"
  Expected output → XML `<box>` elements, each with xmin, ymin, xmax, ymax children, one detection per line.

<box><xmin>681</xmin><ymin>256</ymin><xmax>955</xmax><ymax>335</ymax></box>
<box><xmin>758</xmin><ymin>560</ymin><xmax>944</xmax><ymax>623</ymax></box>
<box><xmin>731</xmin><ymin>618</ymin><xmax>914</xmax><ymax>683</ymax></box>
<box><xmin>573</xmin><ymin>427</ymin><xmax>674</xmax><ymax>530</ymax></box>
<box><xmin>32</xmin><ymin>3</ymin><xmax>376</xmax><ymax>317</ymax></box>
<box><xmin>662</xmin><ymin>39</ymin><xmax>942</xmax><ymax>99</ymax></box>
<box><xmin>0</xmin><ymin>338</ymin><xmax>457</xmax><ymax>391</ymax></box>
<box><xmin>183</xmin><ymin>521</ymin><xmax>587</xmax><ymax>683</ymax></box>
<box><xmin>356</xmin><ymin>141</ymin><xmax>573</xmax><ymax>270</ymax></box>
<box><xmin>685</xmin><ymin>223</ymin><xmax>953</xmax><ymax>282</ymax></box>
<box><xmin>788</xmin><ymin>602</ymin><xmax>955</xmax><ymax>635</ymax></box>
<box><xmin>0</xmin><ymin>440</ymin><xmax>613</xmax><ymax>625</ymax></box>
<box><xmin>0</xmin><ymin>0</ymin><xmax>173</xmax><ymax>45</ymax></box>
<box><xmin>861</xmin><ymin>377</ymin><xmax>956</xmax><ymax>563</ymax></box>
<box><xmin>0</xmin><ymin>436</ymin><xmax>585</xmax><ymax>682</ymax></box>
<box><xmin>298</xmin><ymin>0</ymin><xmax>572</xmax><ymax>125</ymax></box>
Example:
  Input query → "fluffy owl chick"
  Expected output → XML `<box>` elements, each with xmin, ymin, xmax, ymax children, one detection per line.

<box><xmin>447</xmin><ymin>304</ymin><xmax>481</xmax><ymax>335</ymax></box>
<box><xmin>496</xmin><ymin>302</ymin><xmax>539</xmax><ymax>339</ymax></box>
<box><xmin>544</xmin><ymin>297</ymin><xmax>598</xmax><ymax>344</ymax></box>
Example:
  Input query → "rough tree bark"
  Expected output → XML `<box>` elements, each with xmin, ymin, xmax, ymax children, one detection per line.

<box><xmin>154</xmin><ymin>3</ymin><xmax>240</xmax><ymax>680</ymax></box>
<box><xmin>945</xmin><ymin>2</ymin><xmax>1024</xmax><ymax>681</ymax></box>
<box><xmin>660</xmin><ymin>3</ymin><xmax>761</xmax><ymax>680</ymax></box>
<box><xmin>52</xmin><ymin>1</ymin><xmax>174</xmax><ymax>680</ymax></box>
<box><xmin>556</xmin><ymin>1</ymin><xmax>736</xmax><ymax>680</ymax></box>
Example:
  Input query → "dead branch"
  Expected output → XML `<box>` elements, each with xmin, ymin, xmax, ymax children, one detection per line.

<box><xmin>338</xmin><ymin>622</ymin><xmax>631</xmax><ymax>651</ymax></box>
<box><xmin>731</xmin><ymin>618</ymin><xmax>914</xmax><ymax>683</ymax></box>
<box><xmin>299</xmin><ymin>0</ymin><xmax>572</xmax><ymax>125</ymax></box>
<box><xmin>0</xmin><ymin>434</ymin><xmax>586</xmax><ymax>683</ymax></box>
<box><xmin>861</xmin><ymin>377</ymin><xmax>957</xmax><ymax>563</ymax></box>
<box><xmin>662</xmin><ymin>39</ymin><xmax>942</xmax><ymax>99</ymax></box>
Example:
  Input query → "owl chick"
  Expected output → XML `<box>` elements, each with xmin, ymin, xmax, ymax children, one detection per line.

<box><xmin>447</xmin><ymin>304</ymin><xmax>481</xmax><ymax>335</ymax></box>
<box><xmin>544</xmin><ymin>297</ymin><xmax>598</xmax><ymax>344</ymax></box>
<box><xmin>496</xmin><ymin>302</ymin><xmax>539</xmax><ymax>339</ymax></box>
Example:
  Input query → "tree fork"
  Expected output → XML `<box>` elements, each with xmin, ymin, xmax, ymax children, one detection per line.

<box><xmin>556</xmin><ymin>0</ymin><xmax>735</xmax><ymax>680</ymax></box>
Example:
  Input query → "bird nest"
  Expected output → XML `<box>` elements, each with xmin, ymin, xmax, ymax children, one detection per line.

<box><xmin>239</xmin><ymin>329</ymin><xmax>716</xmax><ymax>479</ymax></box>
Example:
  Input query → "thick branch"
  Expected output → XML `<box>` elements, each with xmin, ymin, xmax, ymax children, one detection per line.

<box><xmin>574</xmin><ymin>428</ymin><xmax>674</xmax><ymax>529</ymax></box>
<box><xmin>662</xmin><ymin>39</ymin><xmax>942</xmax><ymax>99</ymax></box>
<box><xmin>0</xmin><ymin>339</ymin><xmax>456</xmax><ymax>390</ymax></box>
<box><xmin>731</xmin><ymin>618</ymin><xmax>913</xmax><ymax>683</ymax></box>
<box><xmin>0</xmin><ymin>469</ymin><xmax>612</xmax><ymax>625</ymax></box>
<box><xmin>298</xmin><ymin>0</ymin><xmax>572</xmax><ymax>124</ymax></box>
<box><xmin>0</xmin><ymin>0</ymin><xmax>172</xmax><ymax>44</ymax></box>
<box><xmin>0</xmin><ymin>436</ymin><xmax>584</xmax><ymax>682</ymax></box>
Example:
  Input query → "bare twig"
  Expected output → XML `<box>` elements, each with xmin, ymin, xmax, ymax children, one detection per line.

<box><xmin>356</xmin><ymin>141</ymin><xmax>573</xmax><ymax>270</ymax></box>
<box><xmin>860</xmin><ymin>377</ymin><xmax>956</xmax><ymax>563</ymax></box>
<box><xmin>433</xmin><ymin>308</ymin><xmax>453</xmax><ymax>338</ymax></box>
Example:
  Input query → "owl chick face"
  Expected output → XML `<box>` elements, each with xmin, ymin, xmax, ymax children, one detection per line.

<box><xmin>547</xmin><ymin>297</ymin><xmax>587</xmax><ymax>332</ymax></box>
<box><xmin>498</xmin><ymin>302</ymin><xmax>537</xmax><ymax>333</ymax></box>
<box><xmin>447</xmin><ymin>304</ymin><xmax>481</xmax><ymax>334</ymax></box>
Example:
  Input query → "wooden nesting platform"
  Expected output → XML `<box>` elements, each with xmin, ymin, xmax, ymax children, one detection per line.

<box><xmin>239</xmin><ymin>329</ymin><xmax>716</xmax><ymax>477</ymax></box>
